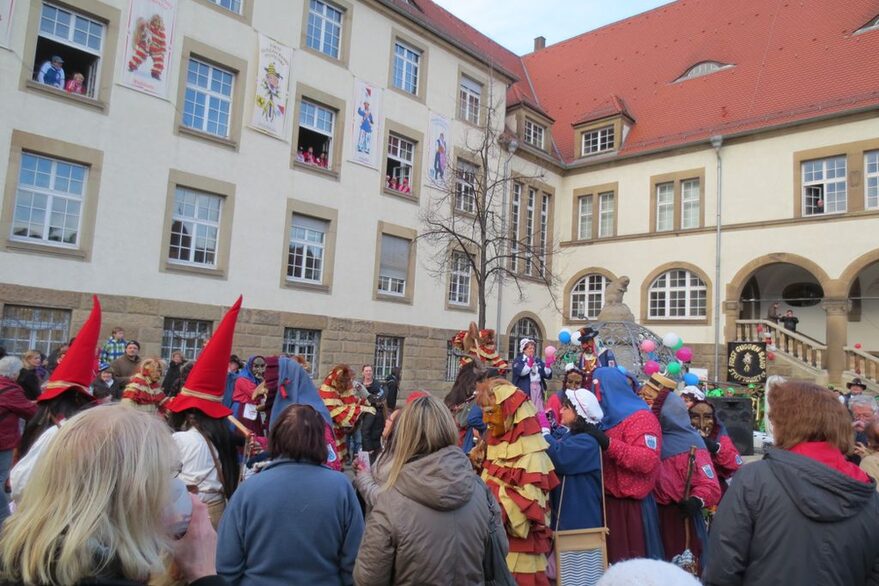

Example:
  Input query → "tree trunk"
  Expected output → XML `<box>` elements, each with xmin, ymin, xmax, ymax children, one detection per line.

<box><xmin>478</xmin><ymin>294</ymin><xmax>487</xmax><ymax>330</ymax></box>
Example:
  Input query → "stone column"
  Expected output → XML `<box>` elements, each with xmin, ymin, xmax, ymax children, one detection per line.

<box><xmin>823</xmin><ymin>298</ymin><xmax>851</xmax><ymax>385</ymax></box>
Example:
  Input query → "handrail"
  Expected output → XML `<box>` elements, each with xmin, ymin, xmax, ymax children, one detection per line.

<box><xmin>843</xmin><ymin>346</ymin><xmax>879</xmax><ymax>386</ymax></box>
<box><xmin>735</xmin><ymin>319</ymin><xmax>826</xmax><ymax>369</ymax></box>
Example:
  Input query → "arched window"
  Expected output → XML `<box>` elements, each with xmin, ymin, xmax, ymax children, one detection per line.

<box><xmin>508</xmin><ymin>317</ymin><xmax>542</xmax><ymax>359</ymax></box>
<box><xmin>570</xmin><ymin>274</ymin><xmax>608</xmax><ymax>320</ymax></box>
<box><xmin>676</xmin><ymin>61</ymin><xmax>732</xmax><ymax>82</ymax></box>
<box><xmin>648</xmin><ymin>269</ymin><xmax>707</xmax><ymax>319</ymax></box>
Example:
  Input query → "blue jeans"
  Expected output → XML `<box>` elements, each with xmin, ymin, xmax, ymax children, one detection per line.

<box><xmin>347</xmin><ymin>425</ymin><xmax>362</xmax><ymax>461</ymax></box>
<box><xmin>0</xmin><ymin>449</ymin><xmax>13</xmax><ymax>523</ymax></box>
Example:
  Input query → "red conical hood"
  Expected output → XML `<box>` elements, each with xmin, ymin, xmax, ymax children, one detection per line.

<box><xmin>39</xmin><ymin>295</ymin><xmax>101</xmax><ymax>402</ymax></box>
<box><xmin>166</xmin><ymin>296</ymin><xmax>241</xmax><ymax>419</ymax></box>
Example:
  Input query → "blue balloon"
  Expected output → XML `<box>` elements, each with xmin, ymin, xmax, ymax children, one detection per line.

<box><xmin>559</xmin><ymin>331</ymin><xmax>572</xmax><ymax>344</ymax></box>
<box><xmin>617</xmin><ymin>365</ymin><xmax>627</xmax><ymax>375</ymax></box>
<box><xmin>683</xmin><ymin>373</ymin><xmax>699</xmax><ymax>386</ymax></box>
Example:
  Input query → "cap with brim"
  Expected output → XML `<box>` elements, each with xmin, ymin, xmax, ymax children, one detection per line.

<box><xmin>52</xmin><ymin>55</ymin><xmax>64</xmax><ymax>63</ymax></box>
<box><xmin>847</xmin><ymin>378</ymin><xmax>867</xmax><ymax>390</ymax></box>
<box><xmin>578</xmin><ymin>327</ymin><xmax>598</xmax><ymax>343</ymax></box>
<box><xmin>39</xmin><ymin>296</ymin><xmax>100</xmax><ymax>403</ymax></box>
<box><xmin>165</xmin><ymin>296</ymin><xmax>242</xmax><ymax>419</ymax></box>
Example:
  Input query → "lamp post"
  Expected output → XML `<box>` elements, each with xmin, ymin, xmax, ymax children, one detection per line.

<box><xmin>495</xmin><ymin>136</ymin><xmax>519</xmax><ymax>336</ymax></box>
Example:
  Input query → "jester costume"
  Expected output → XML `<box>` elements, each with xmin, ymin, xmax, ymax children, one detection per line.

<box><xmin>127</xmin><ymin>14</ymin><xmax>166</xmax><ymax>80</ymax></box>
<box><xmin>318</xmin><ymin>365</ymin><xmax>374</xmax><ymax>463</ymax></box>
<box><xmin>450</xmin><ymin>323</ymin><xmax>509</xmax><ymax>374</ymax></box>
<box><xmin>120</xmin><ymin>358</ymin><xmax>166</xmax><ymax>414</ymax></box>
<box><xmin>481</xmin><ymin>381</ymin><xmax>558</xmax><ymax>586</ymax></box>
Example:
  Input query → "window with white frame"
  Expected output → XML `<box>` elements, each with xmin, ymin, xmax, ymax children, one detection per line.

<box><xmin>802</xmin><ymin>156</ymin><xmax>846</xmax><ymax>216</ymax></box>
<box><xmin>537</xmin><ymin>193</ymin><xmax>549</xmax><ymax>276</ymax></box>
<box><xmin>392</xmin><ymin>40</ymin><xmax>420</xmax><ymax>95</ymax></box>
<box><xmin>287</xmin><ymin>214</ymin><xmax>327</xmax><ymax>283</ymax></box>
<box><xmin>12</xmin><ymin>153</ymin><xmax>86</xmax><ymax>247</ymax></box>
<box><xmin>655</xmin><ymin>182</ymin><xmax>674</xmax><ymax>232</ymax></box>
<box><xmin>578</xmin><ymin>195</ymin><xmax>593</xmax><ymax>240</ymax></box>
<box><xmin>183</xmin><ymin>58</ymin><xmax>234</xmax><ymax>138</ymax></box>
<box><xmin>33</xmin><ymin>2</ymin><xmax>105</xmax><ymax>98</ymax></box>
<box><xmin>524</xmin><ymin>119</ymin><xmax>545</xmax><ymax>149</ymax></box>
<box><xmin>161</xmin><ymin>318</ymin><xmax>212</xmax><ymax>361</ymax></box>
<box><xmin>0</xmin><ymin>305</ymin><xmax>70</xmax><ymax>356</ymax></box>
<box><xmin>448</xmin><ymin>250</ymin><xmax>471</xmax><ymax>306</ymax></box>
<box><xmin>866</xmin><ymin>151</ymin><xmax>878</xmax><ymax>210</ymax></box>
<box><xmin>681</xmin><ymin>178</ymin><xmax>700</xmax><ymax>229</ymax></box>
<box><xmin>455</xmin><ymin>160</ymin><xmax>477</xmax><ymax>213</ymax></box>
<box><xmin>168</xmin><ymin>188</ymin><xmax>222</xmax><ymax>267</ymax></box>
<box><xmin>296</xmin><ymin>99</ymin><xmax>335</xmax><ymax>168</ymax></box>
<box><xmin>507</xmin><ymin>318</ymin><xmax>542</xmax><ymax>360</ymax></box>
<box><xmin>374</xmin><ymin>335</ymin><xmax>403</xmax><ymax>380</ymax></box>
<box><xmin>207</xmin><ymin>0</ymin><xmax>242</xmax><ymax>14</ymax></box>
<box><xmin>598</xmin><ymin>192</ymin><xmax>615</xmax><ymax>238</ymax></box>
<box><xmin>510</xmin><ymin>182</ymin><xmax>521</xmax><ymax>272</ymax></box>
<box><xmin>570</xmin><ymin>274</ymin><xmax>609</xmax><ymax>320</ymax></box>
<box><xmin>306</xmin><ymin>0</ymin><xmax>342</xmax><ymax>59</ymax></box>
<box><xmin>378</xmin><ymin>234</ymin><xmax>410</xmax><ymax>297</ymax></box>
<box><xmin>283</xmin><ymin>328</ymin><xmax>321</xmax><ymax>374</ymax></box>
<box><xmin>385</xmin><ymin>133</ymin><xmax>415</xmax><ymax>193</ymax></box>
<box><xmin>459</xmin><ymin>76</ymin><xmax>481</xmax><ymax>124</ymax></box>
<box><xmin>648</xmin><ymin>269</ymin><xmax>707</xmax><ymax>319</ymax></box>
<box><xmin>524</xmin><ymin>188</ymin><xmax>535</xmax><ymax>276</ymax></box>
<box><xmin>581</xmin><ymin>125</ymin><xmax>615</xmax><ymax>156</ymax></box>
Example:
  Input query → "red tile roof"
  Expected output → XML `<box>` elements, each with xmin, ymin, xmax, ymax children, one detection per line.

<box><xmin>521</xmin><ymin>0</ymin><xmax>879</xmax><ymax>162</ymax></box>
<box><xmin>572</xmin><ymin>95</ymin><xmax>633</xmax><ymax>126</ymax></box>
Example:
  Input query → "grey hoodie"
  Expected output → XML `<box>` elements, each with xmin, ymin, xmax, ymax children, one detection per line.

<box><xmin>354</xmin><ymin>445</ymin><xmax>507</xmax><ymax>586</ymax></box>
<box><xmin>704</xmin><ymin>447</ymin><xmax>879</xmax><ymax>586</ymax></box>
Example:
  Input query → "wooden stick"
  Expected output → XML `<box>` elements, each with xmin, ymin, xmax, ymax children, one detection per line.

<box><xmin>227</xmin><ymin>415</ymin><xmax>251</xmax><ymax>437</ymax></box>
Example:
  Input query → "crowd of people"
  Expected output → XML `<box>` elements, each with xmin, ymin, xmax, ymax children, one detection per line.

<box><xmin>0</xmin><ymin>301</ymin><xmax>878</xmax><ymax>585</ymax></box>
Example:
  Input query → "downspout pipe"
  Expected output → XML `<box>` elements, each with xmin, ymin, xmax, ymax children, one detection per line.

<box><xmin>711</xmin><ymin>135</ymin><xmax>724</xmax><ymax>381</ymax></box>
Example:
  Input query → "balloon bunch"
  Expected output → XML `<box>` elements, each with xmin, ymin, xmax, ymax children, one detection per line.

<box><xmin>639</xmin><ymin>331</ymin><xmax>694</xmax><ymax>377</ymax></box>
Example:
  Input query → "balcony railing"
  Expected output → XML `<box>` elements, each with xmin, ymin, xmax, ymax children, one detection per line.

<box><xmin>735</xmin><ymin>319</ymin><xmax>826</xmax><ymax>370</ymax></box>
<box><xmin>843</xmin><ymin>346</ymin><xmax>879</xmax><ymax>388</ymax></box>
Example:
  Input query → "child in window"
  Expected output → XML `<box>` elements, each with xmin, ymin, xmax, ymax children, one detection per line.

<box><xmin>304</xmin><ymin>146</ymin><xmax>315</xmax><ymax>164</ymax></box>
<box><xmin>296</xmin><ymin>146</ymin><xmax>306</xmax><ymax>162</ymax></box>
<box><xmin>399</xmin><ymin>178</ymin><xmax>411</xmax><ymax>194</ymax></box>
<box><xmin>65</xmin><ymin>72</ymin><xmax>86</xmax><ymax>95</ymax></box>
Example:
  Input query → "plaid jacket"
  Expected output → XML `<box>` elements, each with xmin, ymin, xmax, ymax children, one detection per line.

<box><xmin>99</xmin><ymin>337</ymin><xmax>127</xmax><ymax>363</ymax></box>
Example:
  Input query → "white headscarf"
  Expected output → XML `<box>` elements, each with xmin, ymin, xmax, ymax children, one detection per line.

<box><xmin>681</xmin><ymin>385</ymin><xmax>705</xmax><ymax>401</ymax></box>
<box><xmin>565</xmin><ymin>388</ymin><xmax>604</xmax><ymax>424</ymax></box>
<box><xmin>519</xmin><ymin>338</ymin><xmax>535</xmax><ymax>354</ymax></box>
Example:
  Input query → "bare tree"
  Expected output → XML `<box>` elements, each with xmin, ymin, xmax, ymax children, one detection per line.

<box><xmin>418</xmin><ymin>85</ymin><xmax>562</xmax><ymax>329</ymax></box>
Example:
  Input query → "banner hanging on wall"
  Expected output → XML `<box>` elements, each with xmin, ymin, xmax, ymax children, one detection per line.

<box><xmin>118</xmin><ymin>0</ymin><xmax>177</xmax><ymax>99</ymax></box>
<box><xmin>426</xmin><ymin>112</ymin><xmax>450</xmax><ymax>190</ymax></box>
<box><xmin>0</xmin><ymin>0</ymin><xmax>15</xmax><ymax>49</ymax></box>
<box><xmin>249</xmin><ymin>33</ymin><xmax>293</xmax><ymax>140</ymax></box>
<box><xmin>348</xmin><ymin>78</ymin><xmax>383</xmax><ymax>169</ymax></box>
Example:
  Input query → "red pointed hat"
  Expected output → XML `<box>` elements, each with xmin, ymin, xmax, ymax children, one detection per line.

<box><xmin>166</xmin><ymin>296</ymin><xmax>241</xmax><ymax>419</ymax></box>
<box><xmin>39</xmin><ymin>295</ymin><xmax>101</xmax><ymax>403</ymax></box>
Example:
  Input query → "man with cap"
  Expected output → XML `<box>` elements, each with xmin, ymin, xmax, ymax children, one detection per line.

<box><xmin>37</xmin><ymin>55</ymin><xmax>65</xmax><ymax>88</ymax></box>
<box><xmin>110</xmin><ymin>340</ymin><xmax>142</xmax><ymax>387</ymax></box>
<box><xmin>165</xmin><ymin>297</ymin><xmax>244</xmax><ymax>529</ymax></box>
<box><xmin>842</xmin><ymin>377</ymin><xmax>868</xmax><ymax>409</ymax></box>
<box><xmin>577</xmin><ymin>326</ymin><xmax>615</xmax><ymax>387</ymax></box>
<box><xmin>11</xmin><ymin>296</ymin><xmax>100</xmax><ymax>503</ymax></box>
<box><xmin>91</xmin><ymin>362</ymin><xmax>122</xmax><ymax>402</ymax></box>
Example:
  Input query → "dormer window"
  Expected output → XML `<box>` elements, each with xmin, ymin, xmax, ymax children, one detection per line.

<box><xmin>856</xmin><ymin>15</ymin><xmax>879</xmax><ymax>34</ymax></box>
<box><xmin>676</xmin><ymin>61</ymin><xmax>733</xmax><ymax>82</ymax></box>
<box><xmin>524</xmin><ymin>119</ymin><xmax>545</xmax><ymax>149</ymax></box>
<box><xmin>581</xmin><ymin>125</ymin><xmax>615</xmax><ymax>156</ymax></box>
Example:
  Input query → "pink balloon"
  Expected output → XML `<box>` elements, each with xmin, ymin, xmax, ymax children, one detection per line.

<box><xmin>640</xmin><ymin>340</ymin><xmax>656</xmax><ymax>353</ymax></box>
<box><xmin>644</xmin><ymin>360</ymin><xmax>660</xmax><ymax>375</ymax></box>
<box><xmin>855</xmin><ymin>343</ymin><xmax>862</xmax><ymax>350</ymax></box>
<box><xmin>675</xmin><ymin>346</ymin><xmax>694</xmax><ymax>362</ymax></box>
<box><xmin>544</xmin><ymin>345</ymin><xmax>557</xmax><ymax>357</ymax></box>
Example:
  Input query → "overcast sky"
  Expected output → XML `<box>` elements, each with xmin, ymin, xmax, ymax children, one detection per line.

<box><xmin>432</xmin><ymin>0</ymin><xmax>676</xmax><ymax>55</ymax></box>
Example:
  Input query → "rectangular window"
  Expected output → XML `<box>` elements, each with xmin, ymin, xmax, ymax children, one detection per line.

<box><xmin>306</xmin><ymin>0</ymin><xmax>342</xmax><ymax>59</ymax></box>
<box><xmin>12</xmin><ymin>153</ymin><xmax>86</xmax><ymax>247</ymax></box>
<box><xmin>385</xmin><ymin>133</ymin><xmax>415</xmax><ymax>194</ymax></box>
<box><xmin>510</xmin><ymin>183</ymin><xmax>521</xmax><ymax>272</ymax></box>
<box><xmin>445</xmin><ymin>341</ymin><xmax>459</xmax><ymax>382</ymax></box>
<box><xmin>524</xmin><ymin>119</ymin><xmax>545</xmax><ymax>149</ymax></box>
<box><xmin>296</xmin><ymin>99</ymin><xmax>335</xmax><ymax>168</ymax></box>
<box><xmin>207</xmin><ymin>0</ymin><xmax>242</xmax><ymax>13</ymax></box>
<box><xmin>33</xmin><ymin>2</ymin><xmax>105</xmax><ymax>99</ymax></box>
<box><xmin>0</xmin><ymin>305</ymin><xmax>70</xmax><ymax>355</ymax></box>
<box><xmin>168</xmin><ymin>187</ymin><xmax>222</xmax><ymax>267</ymax></box>
<box><xmin>455</xmin><ymin>160</ymin><xmax>477</xmax><ymax>213</ymax></box>
<box><xmin>681</xmin><ymin>178</ymin><xmax>700</xmax><ymax>229</ymax></box>
<box><xmin>866</xmin><ymin>151</ymin><xmax>879</xmax><ymax>210</ymax></box>
<box><xmin>459</xmin><ymin>76</ymin><xmax>481</xmax><ymax>124</ymax></box>
<box><xmin>287</xmin><ymin>214</ymin><xmax>327</xmax><ymax>283</ymax></box>
<box><xmin>374</xmin><ymin>335</ymin><xmax>403</xmax><ymax>380</ymax></box>
<box><xmin>598</xmin><ymin>192</ymin><xmax>615</xmax><ymax>238</ymax></box>
<box><xmin>162</xmin><ymin>318</ymin><xmax>212</xmax><ymax>361</ymax></box>
<box><xmin>538</xmin><ymin>193</ymin><xmax>549</xmax><ymax>276</ymax></box>
<box><xmin>802</xmin><ymin>156</ymin><xmax>846</xmax><ymax>215</ymax></box>
<box><xmin>392</xmin><ymin>40</ymin><xmax>420</xmax><ymax>95</ymax></box>
<box><xmin>448</xmin><ymin>250</ymin><xmax>471</xmax><ymax>306</ymax></box>
<box><xmin>183</xmin><ymin>58</ymin><xmax>234</xmax><ymax>138</ymax></box>
<box><xmin>578</xmin><ymin>195</ymin><xmax>593</xmax><ymax>240</ymax></box>
<box><xmin>524</xmin><ymin>188</ymin><xmax>535</xmax><ymax>276</ymax></box>
<box><xmin>283</xmin><ymin>328</ymin><xmax>321</xmax><ymax>375</ymax></box>
<box><xmin>378</xmin><ymin>234</ymin><xmax>410</xmax><ymax>296</ymax></box>
<box><xmin>655</xmin><ymin>182</ymin><xmax>674</xmax><ymax>232</ymax></box>
<box><xmin>581</xmin><ymin>125</ymin><xmax>615</xmax><ymax>156</ymax></box>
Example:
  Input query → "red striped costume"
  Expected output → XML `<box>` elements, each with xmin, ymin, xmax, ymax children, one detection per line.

<box><xmin>318</xmin><ymin>366</ymin><xmax>374</xmax><ymax>462</ymax></box>
<box><xmin>482</xmin><ymin>382</ymin><xmax>559</xmax><ymax>586</ymax></box>
<box><xmin>120</xmin><ymin>372</ymin><xmax>167</xmax><ymax>414</ymax></box>
<box><xmin>127</xmin><ymin>15</ymin><xmax>166</xmax><ymax>80</ymax></box>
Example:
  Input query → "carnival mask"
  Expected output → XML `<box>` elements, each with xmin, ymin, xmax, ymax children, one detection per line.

<box><xmin>141</xmin><ymin>360</ymin><xmax>163</xmax><ymax>384</ymax></box>
<box><xmin>476</xmin><ymin>380</ymin><xmax>508</xmax><ymax>438</ymax></box>
<box><xmin>580</xmin><ymin>339</ymin><xmax>595</xmax><ymax>354</ymax></box>
<box><xmin>251</xmin><ymin>358</ymin><xmax>267</xmax><ymax>381</ymax></box>
<box><xmin>564</xmin><ymin>372</ymin><xmax>584</xmax><ymax>391</ymax></box>
<box><xmin>689</xmin><ymin>402</ymin><xmax>715</xmax><ymax>437</ymax></box>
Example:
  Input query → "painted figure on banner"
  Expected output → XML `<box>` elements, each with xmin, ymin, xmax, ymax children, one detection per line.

<box><xmin>119</xmin><ymin>0</ymin><xmax>177</xmax><ymax>99</ymax></box>
<box><xmin>356</xmin><ymin>99</ymin><xmax>374</xmax><ymax>154</ymax></box>
<box><xmin>249</xmin><ymin>34</ymin><xmax>292</xmax><ymax>140</ymax></box>
<box><xmin>255</xmin><ymin>62</ymin><xmax>284</xmax><ymax>123</ymax></box>
<box><xmin>427</xmin><ymin>113</ymin><xmax>450</xmax><ymax>188</ymax></box>
<box><xmin>127</xmin><ymin>13</ymin><xmax>166</xmax><ymax>80</ymax></box>
<box><xmin>349</xmin><ymin>79</ymin><xmax>382</xmax><ymax>168</ymax></box>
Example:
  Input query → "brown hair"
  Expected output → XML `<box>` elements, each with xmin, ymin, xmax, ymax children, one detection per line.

<box><xmin>768</xmin><ymin>380</ymin><xmax>854</xmax><ymax>454</ymax></box>
<box><xmin>866</xmin><ymin>416</ymin><xmax>879</xmax><ymax>451</ymax></box>
<box><xmin>269</xmin><ymin>404</ymin><xmax>328</xmax><ymax>464</ymax></box>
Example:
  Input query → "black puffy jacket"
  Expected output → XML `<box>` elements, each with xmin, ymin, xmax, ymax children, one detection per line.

<box><xmin>704</xmin><ymin>447</ymin><xmax>879</xmax><ymax>586</ymax></box>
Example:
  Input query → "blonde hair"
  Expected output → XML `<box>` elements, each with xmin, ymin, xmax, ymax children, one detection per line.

<box><xmin>22</xmin><ymin>349</ymin><xmax>41</xmax><ymax>370</ymax></box>
<box><xmin>384</xmin><ymin>394</ymin><xmax>457</xmax><ymax>490</ymax></box>
<box><xmin>0</xmin><ymin>405</ymin><xmax>178</xmax><ymax>584</ymax></box>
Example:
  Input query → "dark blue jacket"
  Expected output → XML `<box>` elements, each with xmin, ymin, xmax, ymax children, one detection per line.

<box><xmin>511</xmin><ymin>354</ymin><xmax>552</xmax><ymax>395</ymax></box>
<box><xmin>545</xmin><ymin>430</ymin><xmax>603</xmax><ymax>531</ymax></box>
